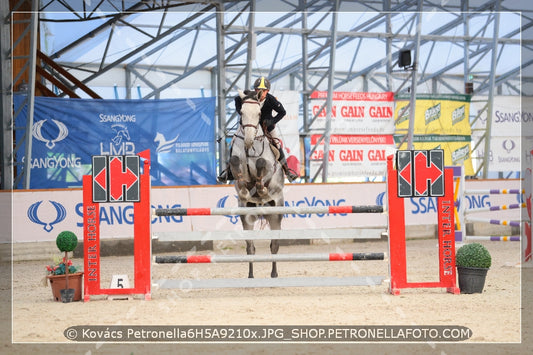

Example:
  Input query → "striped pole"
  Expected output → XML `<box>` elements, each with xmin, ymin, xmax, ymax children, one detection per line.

<box><xmin>153</xmin><ymin>205</ymin><xmax>383</xmax><ymax>217</ymax></box>
<box><xmin>155</xmin><ymin>252</ymin><xmax>385</xmax><ymax>264</ymax></box>
<box><xmin>464</xmin><ymin>202</ymin><xmax>526</xmax><ymax>214</ymax></box>
<box><xmin>465</xmin><ymin>189</ymin><xmax>524</xmax><ymax>195</ymax></box>
<box><xmin>466</xmin><ymin>217</ymin><xmax>522</xmax><ymax>227</ymax></box>
<box><xmin>467</xmin><ymin>236</ymin><xmax>520</xmax><ymax>242</ymax></box>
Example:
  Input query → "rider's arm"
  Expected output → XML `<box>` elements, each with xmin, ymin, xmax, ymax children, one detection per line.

<box><xmin>264</xmin><ymin>94</ymin><xmax>286</xmax><ymax>131</ymax></box>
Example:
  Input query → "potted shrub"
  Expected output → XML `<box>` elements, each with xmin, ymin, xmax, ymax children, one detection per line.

<box><xmin>46</xmin><ymin>231</ymin><xmax>83</xmax><ymax>302</ymax></box>
<box><xmin>455</xmin><ymin>242</ymin><xmax>491</xmax><ymax>294</ymax></box>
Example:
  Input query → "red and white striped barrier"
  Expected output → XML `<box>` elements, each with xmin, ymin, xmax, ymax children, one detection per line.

<box><xmin>155</xmin><ymin>252</ymin><xmax>385</xmax><ymax>264</ymax></box>
<box><xmin>153</xmin><ymin>205</ymin><xmax>383</xmax><ymax>217</ymax></box>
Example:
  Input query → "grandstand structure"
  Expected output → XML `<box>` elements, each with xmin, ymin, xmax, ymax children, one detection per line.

<box><xmin>1</xmin><ymin>0</ymin><xmax>532</xmax><ymax>189</ymax></box>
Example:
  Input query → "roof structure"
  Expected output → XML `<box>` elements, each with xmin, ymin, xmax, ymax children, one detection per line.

<box><xmin>2</xmin><ymin>0</ymin><xmax>532</xmax><ymax>188</ymax></box>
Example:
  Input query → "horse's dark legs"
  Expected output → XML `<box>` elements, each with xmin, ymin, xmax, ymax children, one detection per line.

<box><xmin>255</xmin><ymin>158</ymin><xmax>268</xmax><ymax>197</ymax></box>
<box><xmin>246</xmin><ymin>240</ymin><xmax>255</xmax><ymax>278</ymax></box>
<box><xmin>270</xmin><ymin>240</ymin><xmax>279</xmax><ymax>278</ymax></box>
<box><xmin>268</xmin><ymin>212</ymin><xmax>282</xmax><ymax>278</ymax></box>
<box><xmin>230</xmin><ymin>156</ymin><xmax>252</xmax><ymax>201</ymax></box>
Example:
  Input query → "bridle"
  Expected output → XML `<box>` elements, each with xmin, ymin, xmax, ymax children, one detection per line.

<box><xmin>235</xmin><ymin>98</ymin><xmax>267</xmax><ymax>157</ymax></box>
<box><xmin>240</xmin><ymin>99</ymin><xmax>261</xmax><ymax>131</ymax></box>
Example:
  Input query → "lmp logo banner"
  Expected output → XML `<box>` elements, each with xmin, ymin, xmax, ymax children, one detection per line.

<box><xmin>396</xmin><ymin>150</ymin><xmax>444</xmax><ymax>198</ymax></box>
<box><xmin>92</xmin><ymin>155</ymin><xmax>140</xmax><ymax>203</ymax></box>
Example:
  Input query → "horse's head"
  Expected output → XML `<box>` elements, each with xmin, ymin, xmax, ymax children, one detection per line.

<box><xmin>238</xmin><ymin>89</ymin><xmax>262</xmax><ymax>150</ymax></box>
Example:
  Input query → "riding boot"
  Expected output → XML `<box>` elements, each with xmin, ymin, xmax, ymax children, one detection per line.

<box><xmin>278</xmin><ymin>149</ymin><xmax>299</xmax><ymax>182</ymax></box>
<box><xmin>217</xmin><ymin>167</ymin><xmax>234</xmax><ymax>183</ymax></box>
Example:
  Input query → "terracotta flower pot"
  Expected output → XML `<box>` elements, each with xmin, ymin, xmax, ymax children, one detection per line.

<box><xmin>47</xmin><ymin>272</ymin><xmax>83</xmax><ymax>302</ymax></box>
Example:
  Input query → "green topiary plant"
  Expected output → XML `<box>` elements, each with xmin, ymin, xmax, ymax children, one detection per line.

<box><xmin>56</xmin><ymin>231</ymin><xmax>78</xmax><ymax>252</ymax></box>
<box><xmin>46</xmin><ymin>231</ymin><xmax>79</xmax><ymax>276</ymax></box>
<box><xmin>455</xmin><ymin>242</ymin><xmax>492</xmax><ymax>269</ymax></box>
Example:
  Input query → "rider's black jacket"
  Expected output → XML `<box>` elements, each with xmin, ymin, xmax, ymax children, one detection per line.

<box><xmin>235</xmin><ymin>93</ymin><xmax>286</xmax><ymax>132</ymax></box>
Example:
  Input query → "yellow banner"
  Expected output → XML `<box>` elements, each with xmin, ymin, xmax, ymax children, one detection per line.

<box><xmin>396</xmin><ymin>140</ymin><xmax>474</xmax><ymax>176</ymax></box>
<box><xmin>395</xmin><ymin>94</ymin><xmax>474</xmax><ymax>175</ymax></box>
<box><xmin>395</xmin><ymin>94</ymin><xmax>471</xmax><ymax>135</ymax></box>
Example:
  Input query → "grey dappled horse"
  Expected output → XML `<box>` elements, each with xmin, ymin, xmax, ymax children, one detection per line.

<box><xmin>229</xmin><ymin>89</ymin><xmax>285</xmax><ymax>278</ymax></box>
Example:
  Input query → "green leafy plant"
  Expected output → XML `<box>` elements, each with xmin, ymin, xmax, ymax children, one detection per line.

<box><xmin>56</xmin><ymin>231</ymin><xmax>78</xmax><ymax>252</ymax></box>
<box><xmin>455</xmin><ymin>242</ymin><xmax>492</xmax><ymax>268</ymax></box>
<box><xmin>45</xmin><ymin>231</ymin><xmax>79</xmax><ymax>275</ymax></box>
<box><xmin>46</xmin><ymin>256</ymin><xmax>77</xmax><ymax>275</ymax></box>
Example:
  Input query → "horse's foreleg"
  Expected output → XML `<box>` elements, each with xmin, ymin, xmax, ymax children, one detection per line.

<box><xmin>269</xmin><ymin>213</ymin><xmax>282</xmax><ymax>278</ymax></box>
<box><xmin>255</xmin><ymin>158</ymin><xmax>268</xmax><ymax>197</ymax></box>
<box><xmin>230</xmin><ymin>156</ymin><xmax>251</xmax><ymax>200</ymax></box>
<box><xmin>270</xmin><ymin>240</ymin><xmax>279</xmax><ymax>278</ymax></box>
<box><xmin>245</xmin><ymin>240</ymin><xmax>255</xmax><ymax>278</ymax></box>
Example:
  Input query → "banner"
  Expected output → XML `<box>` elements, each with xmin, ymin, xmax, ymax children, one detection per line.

<box><xmin>394</xmin><ymin>94</ymin><xmax>474</xmax><ymax>175</ymax></box>
<box><xmin>9</xmin><ymin>178</ymin><xmax>520</xmax><ymax>243</ymax></box>
<box><xmin>309</xmin><ymin>91</ymin><xmax>395</xmax><ymax>134</ymax></box>
<box><xmin>273</xmin><ymin>91</ymin><xmax>301</xmax><ymax>175</ymax></box>
<box><xmin>309</xmin><ymin>135</ymin><xmax>396</xmax><ymax>179</ymax></box>
<box><xmin>470</xmin><ymin>96</ymin><xmax>533</xmax><ymax>172</ymax></box>
<box><xmin>14</xmin><ymin>95</ymin><xmax>217</xmax><ymax>188</ymax></box>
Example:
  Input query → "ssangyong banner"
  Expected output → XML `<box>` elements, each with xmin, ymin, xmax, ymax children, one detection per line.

<box><xmin>14</xmin><ymin>95</ymin><xmax>216</xmax><ymax>188</ymax></box>
<box><xmin>309</xmin><ymin>91</ymin><xmax>395</xmax><ymax>134</ymax></box>
<box><xmin>470</xmin><ymin>96</ymin><xmax>533</xmax><ymax>172</ymax></box>
<box><xmin>10</xmin><ymin>178</ymin><xmax>520</xmax><ymax>243</ymax></box>
<box><xmin>309</xmin><ymin>134</ymin><xmax>396</xmax><ymax>179</ymax></box>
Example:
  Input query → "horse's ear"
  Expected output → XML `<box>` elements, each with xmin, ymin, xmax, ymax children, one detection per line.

<box><xmin>238</xmin><ymin>89</ymin><xmax>246</xmax><ymax>99</ymax></box>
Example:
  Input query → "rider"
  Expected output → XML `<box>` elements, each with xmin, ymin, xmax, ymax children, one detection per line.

<box><xmin>217</xmin><ymin>76</ymin><xmax>299</xmax><ymax>183</ymax></box>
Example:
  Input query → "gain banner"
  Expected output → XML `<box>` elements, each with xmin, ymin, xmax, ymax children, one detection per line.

<box><xmin>14</xmin><ymin>95</ymin><xmax>216</xmax><ymax>188</ymax></box>
<box><xmin>394</xmin><ymin>94</ymin><xmax>474</xmax><ymax>176</ymax></box>
<box><xmin>309</xmin><ymin>134</ymin><xmax>396</xmax><ymax>179</ymax></box>
<box><xmin>309</xmin><ymin>91</ymin><xmax>395</xmax><ymax>134</ymax></box>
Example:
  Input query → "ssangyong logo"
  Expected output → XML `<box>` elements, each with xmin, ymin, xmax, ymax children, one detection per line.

<box><xmin>217</xmin><ymin>195</ymin><xmax>239</xmax><ymax>224</ymax></box>
<box><xmin>32</xmin><ymin>119</ymin><xmax>68</xmax><ymax>149</ymax></box>
<box><xmin>27</xmin><ymin>200</ymin><xmax>66</xmax><ymax>232</ymax></box>
<box><xmin>502</xmin><ymin>139</ymin><xmax>516</xmax><ymax>154</ymax></box>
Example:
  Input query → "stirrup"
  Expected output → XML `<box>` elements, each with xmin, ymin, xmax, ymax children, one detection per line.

<box><xmin>286</xmin><ymin>169</ymin><xmax>299</xmax><ymax>182</ymax></box>
<box><xmin>217</xmin><ymin>170</ymin><xmax>229</xmax><ymax>183</ymax></box>
<box><xmin>217</xmin><ymin>168</ymin><xmax>235</xmax><ymax>183</ymax></box>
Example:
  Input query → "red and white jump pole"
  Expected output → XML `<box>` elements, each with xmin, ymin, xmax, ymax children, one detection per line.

<box><xmin>153</xmin><ymin>205</ymin><xmax>383</xmax><ymax>217</ymax></box>
<box><xmin>155</xmin><ymin>252</ymin><xmax>385</xmax><ymax>264</ymax></box>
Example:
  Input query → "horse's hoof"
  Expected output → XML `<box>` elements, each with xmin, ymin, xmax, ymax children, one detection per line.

<box><xmin>248</xmin><ymin>275</ymin><xmax>254</xmax><ymax>279</ymax></box>
<box><xmin>271</xmin><ymin>273</ymin><xmax>278</xmax><ymax>278</ymax></box>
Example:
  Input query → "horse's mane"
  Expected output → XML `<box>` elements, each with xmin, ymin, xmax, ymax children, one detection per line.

<box><xmin>243</xmin><ymin>89</ymin><xmax>258</xmax><ymax>100</ymax></box>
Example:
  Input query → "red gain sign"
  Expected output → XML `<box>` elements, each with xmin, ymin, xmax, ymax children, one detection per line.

<box><xmin>312</xmin><ymin>105</ymin><xmax>393</xmax><ymax>118</ymax></box>
<box><xmin>312</xmin><ymin>149</ymin><xmax>387</xmax><ymax>162</ymax></box>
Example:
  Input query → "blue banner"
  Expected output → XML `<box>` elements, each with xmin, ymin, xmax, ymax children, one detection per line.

<box><xmin>14</xmin><ymin>95</ymin><xmax>217</xmax><ymax>188</ymax></box>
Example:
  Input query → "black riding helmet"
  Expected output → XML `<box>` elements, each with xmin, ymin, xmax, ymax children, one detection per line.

<box><xmin>253</xmin><ymin>76</ymin><xmax>271</xmax><ymax>91</ymax></box>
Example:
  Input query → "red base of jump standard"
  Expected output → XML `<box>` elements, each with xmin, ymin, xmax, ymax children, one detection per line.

<box><xmin>387</xmin><ymin>155</ymin><xmax>460</xmax><ymax>295</ymax></box>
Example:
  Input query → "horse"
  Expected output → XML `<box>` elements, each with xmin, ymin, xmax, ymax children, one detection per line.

<box><xmin>229</xmin><ymin>89</ymin><xmax>285</xmax><ymax>278</ymax></box>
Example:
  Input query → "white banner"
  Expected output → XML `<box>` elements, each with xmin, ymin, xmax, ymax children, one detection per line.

<box><xmin>274</xmin><ymin>91</ymin><xmax>301</xmax><ymax>174</ymax></box>
<box><xmin>11</xmin><ymin>183</ymin><xmax>386</xmax><ymax>243</ymax></box>
<box><xmin>471</xmin><ymin>96</ymin><xmax>533</xmax><ymax>171</ymax></box>
<box><xmin>7</xmin><ymin>178</ymin><xmax>521</xmax><ymax>243</ymax></box>
<box><xmin>309</xmin><ymin>91</ymin><xmax>395</xmax><ymax>134</ymax></box>
<box><xmin>309</xmin><ymin>134</ymin><xmax>396</xmax><ymax>178</ymax></box>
